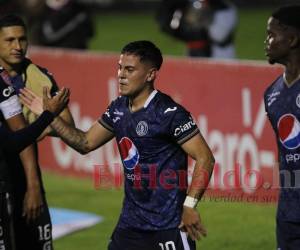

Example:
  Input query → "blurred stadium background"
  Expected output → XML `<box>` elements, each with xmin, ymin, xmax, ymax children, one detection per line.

<box><xmin>7</xmin><ymin>0</ymin><xmax>300</xmax><ymax>249</ymax></box>
<box><xmin>87</xmin><ymin>0</ymin><xmax>299</xmax><ymax>60</ymax></box>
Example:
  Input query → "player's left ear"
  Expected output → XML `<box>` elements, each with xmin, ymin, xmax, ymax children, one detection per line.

<box><xmin>146</xmin><ymin>68</ymin><xmax>157</xmax><ymax>82</ymax></box>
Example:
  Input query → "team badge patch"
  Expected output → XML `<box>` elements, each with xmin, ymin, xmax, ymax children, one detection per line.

<box><xmin>136</xmin><ymin>121</ymin><xmax>148</xmax><ymax>136</ymax></box>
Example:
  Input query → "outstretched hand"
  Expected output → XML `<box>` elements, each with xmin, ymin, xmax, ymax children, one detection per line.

<box><xmin>19</xmin><ymin>88</ymin><xmax>43</xmax><ymax>115</ymax></box>
<box><xmin>179</xmin><ymin>207</ymin><xmax>207</xmax><ymax>241</ymax></box>
<box><xmin>43</xmin><ymin>87</ymin><xmax>70</xmax><ymax>116</ymax></box>
<box><xmin>19</xmin><ymin>87</ymin><xmax>70</xmax><ymax>116</ymax></box>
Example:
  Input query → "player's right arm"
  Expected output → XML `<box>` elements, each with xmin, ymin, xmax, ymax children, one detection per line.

<box><xmin>20</xmin><ymin>86</ymin><xmax>115</xmax><ymax>153</ymax></box>
<box><xmin>50</xmin><ymin>117</ymin><xmax>114</xmax><ymax>154</ymax></box>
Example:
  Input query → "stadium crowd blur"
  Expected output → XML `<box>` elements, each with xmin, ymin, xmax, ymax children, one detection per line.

<box><xmin>157</xmin><ymin>0</ymin><xmax>238</xmax><ymax>58</ymax></box>
<box><xmin>1</xmin><ymin>0</ymin><xmax>239</xmax><ymax>57</ymax></box>
<box><xmin>0</xmin><ymin>0</ymin><xmax>94</xmax><ymax>49</ymax></box>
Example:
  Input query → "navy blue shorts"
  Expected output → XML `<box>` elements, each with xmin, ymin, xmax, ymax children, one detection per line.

<box><xmin>108</xmin><ymin>227</ymin><xmax>196</xmax><ymax>250</ymax></box>
<box><xmin>277</xmin><ymin>219</ymin><xmax>300</xmax><ymax>250</ymax></box>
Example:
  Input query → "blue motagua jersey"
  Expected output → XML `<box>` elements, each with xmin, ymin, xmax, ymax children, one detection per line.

<box><xmin>264</xmin><ymin>75</ymin><xmax>300</xmax><ymax>222</ymax></box>
<box><xmin>99</xmin><ymin>90</ymin><xmax>199</xmax><ymax>230</ymax></box>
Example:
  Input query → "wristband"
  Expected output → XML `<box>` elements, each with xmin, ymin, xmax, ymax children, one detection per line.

<box><xmin>183</xmin><ymin>196</ymin><xmax>198</xmax><ymax>208</ymax></box>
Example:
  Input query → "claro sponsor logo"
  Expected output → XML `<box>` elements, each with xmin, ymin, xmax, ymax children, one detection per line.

<box><xmin>174</xmin><ymin>119</ymin><xmax>196</xmax><ymax>137</ymax></box>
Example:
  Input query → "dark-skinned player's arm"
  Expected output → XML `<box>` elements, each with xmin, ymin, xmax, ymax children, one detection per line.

<box><xmin>179</xmin><ymin>133</ymin><xmax>215</xmax><ymax>241</ymax></box>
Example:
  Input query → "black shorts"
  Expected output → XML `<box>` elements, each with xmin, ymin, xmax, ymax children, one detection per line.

<box><xmin>13</xmin><ymin>194</ymin><xmax>53</xmax><ymax>250</ymax></box>
<box><xmin>277</xmin><ymin>219</ymin><xmax>300</xmax><ymax>250</ymax></box>
<box><xmin>0</xmin><ymin>192</ymin><xmax>15</xmax><ymax>250</ymax></box>
<box><xmin>108</xmin><ymin>227</ymin><xmax>196</xmax><ymax>250</ymax></box>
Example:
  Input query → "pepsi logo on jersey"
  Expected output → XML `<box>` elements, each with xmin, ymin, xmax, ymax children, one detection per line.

<box><xmin>119</xmin><ymin>137</ymin><xmax>140</xmax><ymax>170</ymax></box>
<box><xmin>278</xmin><ymin>114</ymin><xmax>300</xmax><ymax>150</ymax></box>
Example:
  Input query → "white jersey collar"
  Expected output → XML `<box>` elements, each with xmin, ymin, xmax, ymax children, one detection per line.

<box><xmin>144</xmin><ymin>90</ymin><xmax>158</xmax><ymax>108</ymax></box>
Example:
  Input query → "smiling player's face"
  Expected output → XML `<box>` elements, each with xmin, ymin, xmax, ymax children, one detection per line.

<box><xmin>117</xmin><ymin>53</ymin><xmax>155</xmax><ymax>98</ymax></box>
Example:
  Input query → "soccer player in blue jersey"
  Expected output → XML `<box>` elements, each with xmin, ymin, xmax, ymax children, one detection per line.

<box><xmin>264</xmin><ymin>5</ymin><xmax>300</xmax><ymax>250</ymax></box>
<box><xmin>22</xmin><ymin>40</ymin><xmax>215</xmax><ymax>250</ymax></box>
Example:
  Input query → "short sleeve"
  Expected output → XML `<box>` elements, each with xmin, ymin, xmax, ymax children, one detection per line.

<box><xmin>263</xmin><ymin>91</ymin><xmax>268</xmax><ymax>114</ymax></box>
<box><xmin>169</xmin><ymin>109</ymin><xmax>199</xmax><ymax>145</ymax></box>
<box><xmin>263</xmin><ymin>88</ymin><xmax>277</xmax><ymax>133</ymax></box>
<box><xmin>98</xmin><ymin>102</ymin><xmax>114</xmax><ymax>132</ymax></box>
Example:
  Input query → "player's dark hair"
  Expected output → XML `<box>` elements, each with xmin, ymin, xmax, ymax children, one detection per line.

<box><xmin>121</xmin><ymin>40</ymin><xmax>163</xmax><ymax>70</ymax></box>
<box><xmin>0</xmin><ymin>14</ymin><xmax>26</xmax><ymax>31</ymax></box>
<box><xmin>272</xmin><ymin>5</ymin><xmax>300</xmax><ymax>30</ymax></box>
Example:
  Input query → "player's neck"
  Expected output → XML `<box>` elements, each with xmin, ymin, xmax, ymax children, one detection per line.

<box><xmin>283</xmin><ymin>56</ymin><xmax>300</xmax><ymax>86</ymax></box>
<box><xmin>284</xmin><ymin>64</ymin><xmax>300</xmax><ymax>87</ymax></box>
<box><xmin>129</xmin><ymin>87</ymin><xmax>155</xmax><ymax>112</ymax></box>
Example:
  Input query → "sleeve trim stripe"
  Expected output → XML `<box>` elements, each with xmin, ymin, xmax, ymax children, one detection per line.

<box><xmin>177</xmin><ymin>128</ymin><xmax>200</xmax><ymax>145</ymax></box>
<box><xmin>98</xmin><ymin>119</ymin><xmax>114</xmax><ymax>132</ymax></box>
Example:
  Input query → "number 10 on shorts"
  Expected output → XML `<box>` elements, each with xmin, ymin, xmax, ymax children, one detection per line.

<box><xmin>159</xmin><ymin>241</ymin><xmax>176</xmax><ymax>250</ymax></box>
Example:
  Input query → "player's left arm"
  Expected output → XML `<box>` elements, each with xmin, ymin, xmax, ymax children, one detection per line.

<box><xmin>3</xmin><ymin>88</ymin><xmax>69</xmax><ymax>152</ymax></box>
<box><xmin>180</xmin><ymin>132</ymin><xmax>215</xmax><ymax>241</ymax></box>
